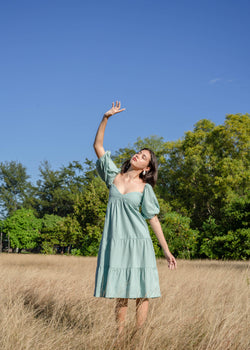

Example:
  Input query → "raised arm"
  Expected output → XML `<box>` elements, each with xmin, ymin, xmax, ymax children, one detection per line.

<box><xmin>149</xmin><ymin>215</ymin><xmax>177</xmax><ymax>270</ymax></box>
<box><xmin>93</xmin><ymin>101</ymin><xmax>126</xmax><ymax>158</ymax></box>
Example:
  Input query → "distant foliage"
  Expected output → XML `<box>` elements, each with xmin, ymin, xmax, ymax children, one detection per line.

<box><xmin>0</xmin><ymin>161</ymin><xmax>32</xmax><ymax>216</ymax></box>
<box><xmin>0</xmin><ymin>114</ymin><xmax>249</xmax><ymax>259</ymax></box>
<box><xmin>200</xmin><ymin>217</ymin><xmax>250</xmax><ymax>260</ymax></box>
<box><xmin>40</xmin><ymin>214</ymin><xmax>82</xmax><ymax>254</ymax></box>
<box><xmin>160</xmin><ymin>212</ymin><xmax>199</xmax><ymax>259</ymax></box>
<box><xmin>73</xmin><ymin>176</ymin><xmax>109</xmax><ymax>256</ymax></box>
<box><xmin>3</xmin><ymin>208</ymin><xmax>42</xmax><ymax>252</ymax></box>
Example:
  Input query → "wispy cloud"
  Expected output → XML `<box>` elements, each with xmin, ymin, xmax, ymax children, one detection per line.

<box><xmin>209</xmin><ymin>78</ymin><xmax>234</xmax><ymax>85</ymax></box>
<box><xmin>209</xmin><ymin>78</ymin><xmax>221</xmax><ymax>84</ymax></box>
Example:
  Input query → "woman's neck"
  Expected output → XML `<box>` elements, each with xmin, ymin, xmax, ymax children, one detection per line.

<box><xmin>124</xmin><ymin>167</ymin><xmax>142</xmax><ymax>182</ymax></box>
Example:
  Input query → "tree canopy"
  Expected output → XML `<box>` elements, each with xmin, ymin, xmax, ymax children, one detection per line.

<box><xmin>1</xmin><ymin>113</ymin><xmax>249</xmax><ymax>259</ymax></box>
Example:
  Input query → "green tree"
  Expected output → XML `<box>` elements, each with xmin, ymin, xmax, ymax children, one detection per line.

<box><xmin>40</xmin><ymin>214</ymin><xmax>82</xmax><ymax>254</ymax></box>
<box><xmin>161</xmin><ymin>115</ymin><xmax>250</xmax><ymax>228</ymax></box>
<box><xmin>160</xmin><ymin>212</ymin><xmax>199</xmax><ymax>259</ymax></box>
<box><xmin>200</xmin><ymin>217</ymin><xmax>250</xmax><ymax>260</ymax></box>
<box><xmin>3</xmin><ymin>208</ymin><xmax>42</xmax><ymax>252</ymax></box>
<box><xmin>40</xmin><ymin>214</ymin><xmax>63</xmax><ymax>254</ymax></box>
<box><xmin>34</xmin><ymin>160</ymin><xmax>86</xmax><ymax>218</ymax></box>
<box><xmin>0</xmin><ymin>161</ymin><xmax>33</xmax><ymax>217</ymax></box>
<box><xmin>58</xmin><ymin>215</ymin><xmax>82</xmax><ymax>254</ymax></box>
<box><xmin>73</xmin><ymin>176</ymin><xmax>109</xmax><ymax>255</ymax></box>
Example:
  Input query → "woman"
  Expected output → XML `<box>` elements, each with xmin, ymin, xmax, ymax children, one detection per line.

<box><xmin>93</xmin><ymin>101</ymin><xmax>177</xmax><ymax>336</ymax></box>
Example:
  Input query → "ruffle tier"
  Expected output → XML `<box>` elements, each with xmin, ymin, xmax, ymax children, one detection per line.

<box><xmin>94</xmin><ymin>238</ymin><xmax>161</xmax><ymax>298</ymax></box>
<box><xmin>94</xmin><ymin>265</ymin><xmax>161</xmax><ymax>298</ymax></box>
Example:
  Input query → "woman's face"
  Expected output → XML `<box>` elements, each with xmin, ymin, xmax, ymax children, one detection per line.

<box><xmin>130</xmin><ymin>150</ymin><xmax>151</xmax><ymax>171</ymax></box>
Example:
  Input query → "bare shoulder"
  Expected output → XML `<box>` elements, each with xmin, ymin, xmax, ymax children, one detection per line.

<box><xmin>135</xmin><ymin>180</ymin><xmax>147</xmax><ymax>193</ymax></box>
<box><xmin>114</xmin><ymin>172</ymin><xmax>122</xmax><ymax>181</ymax></box>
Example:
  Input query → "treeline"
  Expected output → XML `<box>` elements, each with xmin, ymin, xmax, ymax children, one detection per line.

<box><xmin>0</xmin><ymin>114</ymin><xmax>249</xmax><ymax>259</ymax></box>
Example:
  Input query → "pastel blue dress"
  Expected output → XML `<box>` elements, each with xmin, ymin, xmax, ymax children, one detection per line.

<box><xmin>94</xmin><ymin>151</ymin><xmax>161</xmax><ymax>299</ymax></box>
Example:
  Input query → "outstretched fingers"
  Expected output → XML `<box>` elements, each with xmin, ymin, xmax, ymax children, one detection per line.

<box><xmin>117</xmin><ymin>108</ymin><xmax>126</xmax><ymax>113</ymax></box>
<box><xmin>114</xmin><ymin>101</ymin><xmax>126</xmax><ymax>113</ymax></box>
<box><xmin>115</xmin><ymin>100</ymin><xmax>121</xmax><ymax>109</ymax></box>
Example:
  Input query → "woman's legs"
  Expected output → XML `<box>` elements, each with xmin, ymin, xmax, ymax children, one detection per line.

<box><xmin>115</xmin><ymin>298</ymin><xmax>128</xmax><ymax>335</ymax></box>
<box><xmin>136</xmin><ymin>298</ymin><xmax>149</xmax><ymax>329</ymax></box>
<box><xmin>115</xmin><ymin>298</ymin><xmax>149</xmax><ymax>336</ymax></box>
<box><xmin>135</xmin><ymin>298</ymin><xmax>149</xmax><ymax>329</ymax></box>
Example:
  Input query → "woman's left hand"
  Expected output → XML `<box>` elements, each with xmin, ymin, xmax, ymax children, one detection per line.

<box><xmin>104</xmin><ymin>101</ymin><xmax>126</xmax><ymax>118</ymax></box>
<box><xmin>164</xmin><ymin>251</ymin><xmax>177</xmax><ymax>270</ymax></box>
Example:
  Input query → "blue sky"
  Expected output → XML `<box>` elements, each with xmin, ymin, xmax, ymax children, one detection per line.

<box><xmin>1</xmin><ymin>0</ymin><xmax>249</xmax><ymax>183</ymax></box>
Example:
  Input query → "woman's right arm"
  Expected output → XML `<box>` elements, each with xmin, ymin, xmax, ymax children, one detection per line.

<box><xmin>93</xmin><ymin>101</ymin><xmax>126</xmax><ymax>158</ymax></box>
<box><xmin>149</xmin><ymin>215</ymin><xmax>177</xmax><ymax>270</ymax></box>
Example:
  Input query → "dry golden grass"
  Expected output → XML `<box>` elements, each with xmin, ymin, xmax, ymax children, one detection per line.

<box><xmin>0</xmin><ymin>254</ymin><xmax>249</xmax><ymax>350</ymax></box>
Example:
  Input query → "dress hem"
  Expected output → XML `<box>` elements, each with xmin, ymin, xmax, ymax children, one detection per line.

<box><xmin>94</xmin><ymin>294</ymin><xmax>161</xmax><ymax>299</ymax></box>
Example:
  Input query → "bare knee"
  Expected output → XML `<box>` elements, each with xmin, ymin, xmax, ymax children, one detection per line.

<box><xmin>136</xmin><ymin>298</ymin><xmax>149</xmax><ymax>307</ymax></box>
<box><xmin>116</xmin><ymin>298</ymin><xmax>128</xmax><ymax>308</ymax></box>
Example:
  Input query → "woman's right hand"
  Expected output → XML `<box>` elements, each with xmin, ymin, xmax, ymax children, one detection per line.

<box><xmin>104</xmin><ymin>101</ymin><xmax>126</xmax><ymax>118</ymax></box>
<box><xmin>164</xmin><ymin>251</ymin><xmax>177</xmax><ymax>270</ymax></box>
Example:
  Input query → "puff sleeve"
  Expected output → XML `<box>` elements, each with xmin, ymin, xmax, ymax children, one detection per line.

<box><xmin>96</xmin><ymin>151</ymin><xmax>119</xmax><ymax>188</ymax></box>
<box><xmin>141</xmin><ymin>184</ymin><xmax>160</xmax><ymax>220</ymax></box>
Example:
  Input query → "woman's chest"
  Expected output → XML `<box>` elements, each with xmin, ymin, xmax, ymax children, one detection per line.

<box><xmin>113</xmin><ymin>174</ymin><xmax>145</xmax><ymax>195</ymax></box>
<box><xmin>109</xmin><ymin>184</ymin><xmax>143</xmax><ymax>209</ymax></box>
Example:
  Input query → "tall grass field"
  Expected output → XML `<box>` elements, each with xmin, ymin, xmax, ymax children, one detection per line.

<box><xmin>0</xmin><ymin>254</ymin><xmax>249</xmax><ymax>349</ymax></box>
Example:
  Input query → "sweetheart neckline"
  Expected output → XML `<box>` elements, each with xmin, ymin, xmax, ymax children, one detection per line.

<box><xmin>111</xmin><ymin>183</ymin><xmax>147</xmax><ymax>196</ymax></box>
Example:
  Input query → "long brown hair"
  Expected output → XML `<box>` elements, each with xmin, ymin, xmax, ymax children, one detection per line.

<box><xmin>120</xmin><ymin>148</ymin><xmax>158</xmax><ymax>187</ymax></box>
